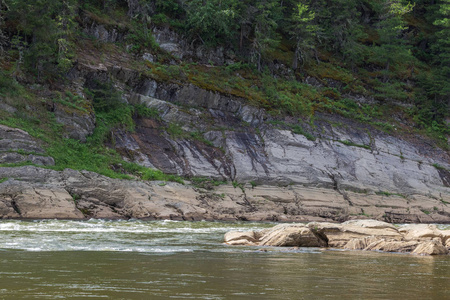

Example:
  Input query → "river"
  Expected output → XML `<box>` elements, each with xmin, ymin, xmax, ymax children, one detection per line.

<box><xmin>0</xmin><ymin>219</ymin><xmax>449</xmax><ymax>299</ymax></box>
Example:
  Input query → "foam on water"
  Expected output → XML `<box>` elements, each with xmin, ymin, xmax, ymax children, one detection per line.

<box><xmin>1</xmin><ymin>219</ymin><xmax>448</xmax><ymax>253</ymax></box>
<box><xmin>0</xmin><ymin>219</ymin><xmax>273</xmax><ymax>253</ymax></box>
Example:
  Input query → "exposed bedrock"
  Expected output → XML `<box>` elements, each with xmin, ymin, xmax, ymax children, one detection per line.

<box><xmin>0</xmin><ymin>125</ymin><xmax>55</xmax><ymax>166</ymax></box>
<box><xmin>0</xmin><ymin>166</ymin><xmax>449</xmax><ymax>223</ymax></box>
<box><xmin>109</xmin><ymin>74</ymin><xmax>450</xmax><ymax>207</ymax></box>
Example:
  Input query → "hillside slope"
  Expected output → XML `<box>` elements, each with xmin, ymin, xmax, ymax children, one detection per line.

<box><xmin>0</xmin><ymin>1</ymin><xmax>449</xmax><ymax>222</ymax></box>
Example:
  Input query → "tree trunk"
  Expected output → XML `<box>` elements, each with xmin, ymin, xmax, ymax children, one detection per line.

<box><xmin>292</xmin><ymin>47</ymin><xmax>298</xmax><ymax>70</ymax></box>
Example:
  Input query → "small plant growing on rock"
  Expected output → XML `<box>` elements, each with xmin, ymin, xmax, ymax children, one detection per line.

<box><xmin>71</xmin><ymin>194</ymin><xmax>81</xmax><ymax>203</ymax></box>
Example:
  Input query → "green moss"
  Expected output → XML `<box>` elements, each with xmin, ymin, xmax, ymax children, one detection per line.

<box><xmin>432</xmin><ymin>163</ymin><xmax>448</xmax><ymax>171</ymax></box>
<box><xmin>53</xmin><ymin>91</ymin><xmax>90</xmax><ymax>113</ymax></box>
<box><xmin>191</xmin><ymin>177</ymin><xmax>227</xmax><ymax>189</ymax></box>
<box><xmin>134</xmin><ymin>104</ymin><xmax>160</xmax><ymax>120</ymax></box>
<box><xmin>291</xmin><ymin>124</ymin><xmax>316</xmax><ymax>141</ymax></box>
<box><xmin>307</xmin><ymin>62</ymin><xmax>354</xmax><ymax>84</ymax></box>
<box><xmin>376</xmin><ymin>191</ymin><xmax>406</xmax><ymax>199</ymax></box>
<box><xmin>0</xmin><ymin>77</ymin><xmax>185</xmax><ymax>183</ymax></box>
<box><xmin>338</xmin><ymin>140</ymin><xmax>371</xmax><ymax>150</ymax></box>
<box><xmin>232</xmin><ymin>181</ymin><xmax>244</xmax><ymax>192</ymax></box>
<box><xmin>166</xmin><ymin>123</ymin><xmax>184</xmax><ymax>137</ymax></box>
<box><xmin>190</xmin><ymin>131</ymin><xmax>215</xmax><ymax>147</ymax></box>
<box><xmin>121</xmin><ymin>161</ymin><xmax>184</xmax><ymax>184</ymax></box>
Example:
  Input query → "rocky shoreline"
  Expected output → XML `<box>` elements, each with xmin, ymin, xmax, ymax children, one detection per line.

<box><xmin>1</xmin><ymin>165</ymin><xmax>450</xmax><ymax>223</ymax></box>
<box><xmin>224</xmin><ymin>220</ymin><xmax>450</xmax><ymax>256</ymax></box>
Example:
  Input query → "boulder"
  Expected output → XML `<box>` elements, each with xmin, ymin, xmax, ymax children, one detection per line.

<box><xmin>258</xmin><ymin>224</ymin><xmax>328</xmax><ymax>247</ymax></box>
<box><xmin>412</xmin><ymin>239</ymin><xmax>449</xmax><ymax>256</ymax></box>
<box><xmin>224</xmin><ymin>231</ymin><xmax>258</xmax><ymax>245</ymax></box>
<box><xmin>224</xmin><ymin>224</ymin><xmax>328</xmax><ymax>247</ymax></box>
<box><xmin>399</xmin><ymin>224</ymin><xmax>443</xmax><ymax>242</ymax></box>
<box><xmin>224</xmin><ymin>220</ymin><xmax>450</xmax><ymax>255</ymax></box>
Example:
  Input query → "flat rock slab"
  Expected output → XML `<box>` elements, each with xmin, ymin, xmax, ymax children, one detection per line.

<box><xmin>0</xmin><ymin>165</ymin><xmax>449</xmax><ymax>224</ymax></box>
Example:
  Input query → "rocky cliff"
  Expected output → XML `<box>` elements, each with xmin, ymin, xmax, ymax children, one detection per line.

<box><xmin>0</xmin><ymin>57</ymin><xmax>449</xmax><ymax>223</ymax></box>
<box><xmin>0</xmin><ymin>15</ymin><xmax>449</xmax><ymax>223</ymax></box>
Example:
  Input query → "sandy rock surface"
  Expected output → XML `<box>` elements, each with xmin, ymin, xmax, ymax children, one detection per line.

<box><xmin>225</xmin><ymin>220</ymin><xmax>450</xmax><ymax>256</ymax></box>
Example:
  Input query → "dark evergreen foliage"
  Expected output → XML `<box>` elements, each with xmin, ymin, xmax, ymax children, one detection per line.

<box><xmin>0</xmin><ymin>0</ymin><xmax>448</xmax><ymax>138</ymax></box>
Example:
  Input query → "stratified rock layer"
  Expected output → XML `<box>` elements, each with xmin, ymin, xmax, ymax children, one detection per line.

<box><xmin>224</xmin><ymin>220</ymin><xmax>450</xmax><ymax>256</ymax></box>
<box><xmin>1</xmin><ymin>165</ymin><xmax>450</xmax><ymax>223</ymax></box>
<box><xmin>0</xmin><ymin>125</ymin><xmax>55</xmax><ymax>166</ymax></box>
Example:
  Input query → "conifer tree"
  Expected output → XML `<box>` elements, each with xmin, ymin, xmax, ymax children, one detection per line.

<box><xmin>288</xmin><ymin>2</ymin><xmax>320</xmax><ymax>69</ymax></box>
<box><xmin>433</xmin><ymin>0</ymin><xmax>450</xmax><ymax>95</ymax></box>
<box><xmin>184</xmin><ymin>0</ymin><xmax>239</xmax><ymax>46</ymax></box>
<box><xmin>372</xmin><ymin>0</ymin><xmax>414</xmax><ymax>82</ymax></box>
<box><xmin>5</xmin><ymin>0</ymin><xmax>77</xmax><ymax>79</ymax></box>
<box><xmin>0</xmin><ymin>0</ymin><xmax>7</xmax><ymax>54</ymax></box>
<box><xmin>250</xmin><ymin>0</ymin><xmax>282</xmax><ymax>71</ymax></box>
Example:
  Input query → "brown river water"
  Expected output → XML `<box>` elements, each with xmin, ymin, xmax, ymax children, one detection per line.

<box><xmin>0</xmin><ymin>220</ymin><xmax>449</xmax><ymax>299</ymax></box>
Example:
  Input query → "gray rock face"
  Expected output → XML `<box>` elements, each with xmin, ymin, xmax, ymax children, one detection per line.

<box><xmin>70</xmin><ymin>34</ymin><xmax>448</xmax><ymax>206</ymax></box>
<box><xmin>81</xmin><ymin>13</ymin><xmax>126</xmax><ymax>43</ymax></box>
<box><xmin>114</xmin><ymin>76</ymin><xmax>450</xmax><ymax>208</ymax></box>
<box><xmin>53</xmin><ymin>104</ymin><xmax>96</xmax><ymax>142</ymax></box>
<box><xmin>0</xmin><ymin>125</ymin><xmax>54</xmax><ymax>166</ymax></box>
<box><xmin>0</xmin><ymin>165</ymin><xmax>449</xmax><ymax>223</ymax></box>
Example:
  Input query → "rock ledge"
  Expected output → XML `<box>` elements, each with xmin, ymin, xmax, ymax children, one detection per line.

<box><xmin>224</xmin><ymin>220</ymin><xmax>450</xmax><ymax>256</ymax></box>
